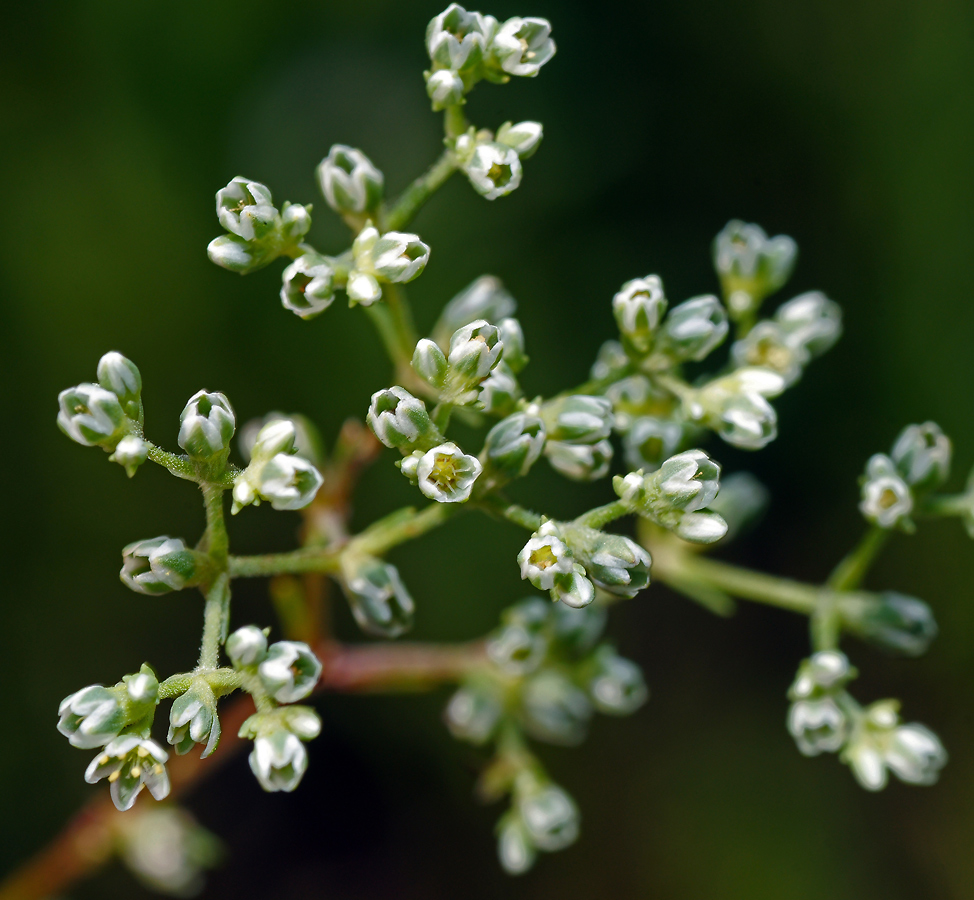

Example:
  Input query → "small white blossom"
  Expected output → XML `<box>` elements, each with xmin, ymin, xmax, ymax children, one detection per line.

<box><xmin>416</xmin><ymin>442</ymin><xmax>482</xmax><ymax>502</ymax></box>
<box><xmin>85</xmin><ymin>735</ymin><xmax>170</xmax><ymax>812</ymax></box>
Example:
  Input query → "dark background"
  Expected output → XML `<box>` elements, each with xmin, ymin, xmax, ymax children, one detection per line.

<box><xmin>2</xmin><ymin>0</ymin><xmax>973</xmax><ymax>897</ymax></box>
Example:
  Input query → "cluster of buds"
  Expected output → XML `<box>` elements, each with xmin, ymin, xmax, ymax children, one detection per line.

<box><xmin>481</xmin><ymin>410</ymin><xmax>546</xmax><ymax>485</ymax></box>
<box><xmin>684</xmin><ymin>367</ymin><xmax>785</xmax><ymax>450</ymax></box>
<box><xmin>430</xmin><ymin>275</ymin><xmax>516</xmax><ymax>348</ymax></box>
<box><xmin>614</xmin><ymin>450</ymin><xmax>728</xmax><ymax>544</ymax></box>
<box><xmin>57</xmin><ymin>352</ymin><xmax>149</xmax><ymax>476</ymax></box>
<box><xmin>347</xmin><ymin>221</ymin><xmax>430</xmax><ymax>307</ymax></box>
<box><xmin>453</xmin><ymin>121</ymin><xmax>542</xmax><ymax>200</ymax></box>
<box><xmin>539</xmin><ymin>395</ymin><xmax>614</xmax><ymax>481</ymax></box>
<box><xmin>713</xmin><ymin>219</ymin><xmax>797</xmax><ymax>321</ymax></box>
<box><xmin>226</xmin><ymin>626</ymin><xmax>323</xmax><ymax>792</ymax></box>
<box><xmin>207</xmin><ymin>176</ymin><xmax>311</xmax><ymax>275</ymax></box>
<box><xmin>316</xmin><ymin>144</ymin><xmax>384</xmax><ymax>219</ymax></box>
<box><xmin>423</xmin><ymin>5</ymin><xmax>555</xmax><ymax>110</ymax></box>
<box><xmin>497</xmin><ymin>772</ymin><xmax>579</xmax><ymax>875</ymax></box>
<box><xmin>787</xmin><ymin>651</ymin><xmax>947</xmax><ymax>790</ymax></box>
<box><xmin>339</xmin><ymin>553</ymin><xmax>415</xmax><ymax>638</ymax></box>
<box><xmin>120</xmin><ymin>536</ymin><xmax>207</xmax><ymax>596</ymax></box>
<box><xmin>731</xmin><ymin>291</ymin><xmax>842</xmax><ymax>386</ymax></box>
<box><xmin>413</xmin><ymin>319</ymin><xmax>505</xmax><ymax>405</ymax></box>
<box><xmin>859</xmin><ymin>422</ymin><xmax>952</xmax><ymax>530</ymax></box>
<box><xmin>232</xmin><ymin>418</ymin><xmax>323</xmax><ymax>514</ymax></box>
<box><xmin>59</xmin><ymin>666</ymin><xmax>169</xmax><ymax>811</ymax></box>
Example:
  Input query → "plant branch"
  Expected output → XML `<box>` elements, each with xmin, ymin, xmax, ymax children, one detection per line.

<box><xmin>383</xmin><ymin>149</ymin><xmax>458</xmax><ymax>232</ymax></box>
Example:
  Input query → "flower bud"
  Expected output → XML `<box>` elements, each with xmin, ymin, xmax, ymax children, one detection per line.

<box><xmin>340</xmin><ymin>555</ymin><xmax>415</xmax><ymax>639</ymax></box>
<box><xmin>483</xmin><ymin>412</ymin><xmax>546</xmax><ymax>480</ymax></box>
<box><xmin>713</xmin><ymin>220</ymin><xmax>797</xmax><ymax>318</ymax></box>
<box><xmin>120</xmin><ymin>536</ymin><xmax>200</xmax><ymax>595</ymax></box>
<box><xmin>432</xmin><ymin>275</ymin><xmax>516</xmax><ymax>348</ymax></box>
<box><xmin>280</xmin><ymin>201</ymin><xmax>312</xmax><ymax>240</ymax></box>
<box><xmin>178</xmin><ymin>390</ymin><xmax>235</xmax><ymax>460</ymax></box>
<box><xmin>516</xmin><ymin>777</ymin><xmax>579</xmax><ymax>853</ymax></box>
<box><xmin>206</xmin><ymin>233</ymin><xmax>277</xmax><ymax>274</ymax></box>
<box><xmin>239</xmin><ymin>412</ymin><xmax>324</xmax><ymax>467</ymax></box>
<box><xmin>398</xmin><ymin>450</ymin><xmax>422</xmax><ymax>483</ymax></box>
<box><xmin>586</xmin><ymin>645</ymin><xmax>648</xmax><ymax>715</ymax></box>
<box><xmin>85</xmin><ymin>735</ymin><xmax>170</xmax><ymax>811</ymax></box>
<box><xmin>623</xmin><ymin>416</ymin><xmax>683</xmax><ymax>472</ymax></box>
<box><xmin>495</xmin><ymin>121</ymin><xmax>543</xmax><ymax>159</ymax></box>
<box><xmin>367</xmin><ymin>386</ymin><xmax>441</xmax><ymax>452</ymax></box>
<box><xmin>731</xmin><ymin>321</ymin><xmax>807</xmax><ymax>386</ymax></box>
<box><xmin>57</xmin><ymin>383</ymin><xmax>128</xmax><ymax>449</ymax></box>
<box><xmin>839</xmin><ymin>591</ymin><xmax>937</xmax><ymax>657</ymax></box>
<box><xmin>426</xmin><ymin>4</ymin><xmax>494</xmax><ymax>73</ymax></box>
<box><xmin>246</xmin><ymin>723</ymin><xmax>312</xmax><ymax>793</ymax></box>
<box><xmin>425</xmin><ymin>68</ymin><xmax>465</xmax><ymax>110</ymax></box>
<box><xmin>788</xmin><ymin>697</ymin><xmax>848</xmax><ymax>756</ymax></box>
<box><xmin>550</xmin><ymin>565</ymin><xmax>596</xmax><ymax>609</ymax></box>
<box><xmin>280</xmin><ymin>253</ymin><xmax>336</xmax><ymax>320</ymax></box>
<box><xmin>109</xmin><ymin>435</ymin><xmax>149</xmax><ymax>478</ymax></box>
<box><xmin>122</xmin><ymin>665</ymin><xmax>160</xmax><ymax>716</ymax></box>
<box><xmin>96</xmin><ymin>351</ymin><xmax>143</xmax><ymax>421</ymax></box>
<box><xmin>496</xmin><ymin>317</ymin><xmax>528</xmax><ymax>372</ymax></box>
<box><xmin>415</xmin><ymin>442</ymin><xmax>483</xmax><ymax>502</ymax></box>
<box><xmin>487</xmin><ymin>598</ymin><xmax>550</xmax><ymax>675</ymax></box>
<box><xmin>352</xmin><ymin>221</ymin><xmax>430</xmax><ymax>285</ymax></box>
<box><xmin>689</xmin><ymin>368</ymin><xmax>785</xmax><ymax>450</ymax></box>
<box><xmin>216</xmin><ymin>177</ymin><xmax>277</xmax><ymax>241</ymax></box>
<box><xmin>232</xmin><ymin>424</ymin><xmax>323</xmax><ymax>513</ymax></box>
<box><xmin>788</xmin><ymin>650</ymin><xmax>856</xmax><ymax>700</ymax></box>
<box><xmin>519</xmin><ymin>670</ymin><xmax>591</xmax><ymax>745</ymax></box>
<box><xmin>774</xmin><ymin>291</ymin><xmax>842</xmax><ymax>357</ymax></box>
<box><xmin>541</xmin><ymin>395</ymin><xmax>613</xmax><ymax>444</ymax></box>
<box><xmin>168</xmin><ymin>679</ymin><xmax>221</xmax><ymax>758</ymax></box>
<box><xmin>859</xmin><ymin>453</ymin><xmax>914</xmax><ymax>530</ymax></box>
<box><xmin>884</xmin><ymin>722</ymin><xmax>948</xmax><ymax>786</ymax></box>
<box><xmin>226</xmin><ymin>625</ymin><xmax>268</xmax><ymax>668</ymax></box>
<box><xmin>316</xmin><ymin>144</ymin><xmax>384</xmax><ymax>215</ymax></box>
<box><xmin>490</xmin><ymin>17</ymin><xmax>557</xmax><ymax>77</ymax></box>
<box><xmin>478</xmin><ymin>361</ymin><xmax>522</xmax><ymax>416</ymax></box>
<box><xmin>445</xmin><ymin>683</ymin><xmax>503</xmax><ymax>745</ymax></box>
<box><xmin>346</xmin><ymin>270</ymin><xmax>382</xmax><ymax>306</ymax></box>
<box><xmin>258</xmin><ymin>641</ymin><xmax>322</xmax><ymax>703</ymax></box>
<box><xmin>544</xmin><ymin>439</ymin><xmax>613</xmax><ymax>482</ymax></box>
<box><xmin>58</xmin><ymin>685</ymin><xmax>126</xmax><ymax>749</ymax></box>
<box><xmin>613</xmin><ymin>275</ymin><xmax>667</xmax><ymax>354</ymax></box>
<box><xmin>657</xmin><ymin>295</ymin><xmax>728</xmax><ymax>363</ymax></box>
<box><xmin>497</xmin><ymin>811</ymin><xmax>536</xmax><ymax>875</ymax></box>
<box><xmin>446</xmin><ymin>319</ymin><xmax>504</xmax><ymax>400</ymax></box>
<box><xmin>890</xmin><ymin>422</ymin><xmax>951</xmax><ymax>490</ymax></box>
<box><xmin>463</xmin><ymin>141</ymin><xmax>523</xmax><ymax>200</ymax></box>
<box><xmin>570</xmin><ymin>529</ymin><xmax>651</xmax><ymax>599</ymax></box>
<box><xmin>411</xmin><ymin>339</ymin><xmax>449</xmax><ymax>389</ymax></box>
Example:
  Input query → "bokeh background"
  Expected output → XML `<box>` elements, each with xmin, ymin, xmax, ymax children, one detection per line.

<box><xmin>2</xmin><ymin>0</ymin><xmax>973</xmax><ymax>897</ymax></box>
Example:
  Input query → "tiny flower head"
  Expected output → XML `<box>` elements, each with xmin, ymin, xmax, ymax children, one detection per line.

<box><xmin>316</xmin><ymin>144</ymin><xmax>384</xmax><ymax>215</ymax></box>
<box><xmin>280</xmin><ymin>253</ymin><xmax>336</xmax><ymax>320</ymax></box>
<box><xmin>58</xmin><ymin>685</ymin><xmax>126</xmax><ymax>749</ymax></box>
<box><xmin>57</xmin><ymin>383</ymin><xmax>128</xmax><ymax>449</ymax></box>
<box><xmin>463</xmin><ymin>142</ymin><xmax>523</xmax><ymax>200</ymax></box>
<box><xmin>216</xmin><ymin>177</ymin><xmax>277</xmax><ymax>241</ymax></box>
<box><xmin>258</xmin><ymin>641</ymin><xmax>323</xmax><ymax>703</ymax></box>
<box><xmin>85</xmin><ymin>735</ymin><xmax>170</xmax><ymax>812</ymax></box>
<box><xmin>177</xmin><ymin>390</ymin><xmax>235</xmax><ymax>460</ymax></box>
<box><xmin>416</xmin><ymin>442</ymin><xmax>482</xmax><ymax>502</ymax></box>
<box><xmin>490</xmin><ymin>17</ymin><xmax>556</xmax><ymax>77</ymax></box>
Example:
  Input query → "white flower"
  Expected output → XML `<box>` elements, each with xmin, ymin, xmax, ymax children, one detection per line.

<box><xmin>464</xmin><ymin>142</ymin><xmax>523</xmax><ymax>200</ymax></box>
<box><xmin>85</xmin><ymin>735</ymin><xmax>170</xmax><ymax>811</ymax></box>
<box><xmin>517</xmin><ymin>523</ymin><xmax>574</xmax><ymax>590</ymax></box>
<box><xmin>58</xmin><ymin>685</ymin><xmax>125</xmax><ymax>749</ymax></box>
<box><xmin>215</xmin><ymin>177</ymin><xmax>277</xmax><ymax>241</ymax></box>
<box><xmin>860</xmin><ymin>454</ymin><xmax>913</xmax><ymax>528</ymax></box>
<box><xmin>491</xmin><ymin>17</ymin><xmax>556</xmax><ymax>77</ymax></box>
<box><xmin>416</xmin><ymin>442</ymin><xmax>482</xmax><ymax>502</ymax></box>
<box><xmin>280</xmin><ymin>254</ymin><xmax>336</xmax><ymax>319</ymax></box>
<box><xmin>787</xmin><ymin>697</ymin><xmax>848</xmax><ymax>756</ymax></box>
<box><xmin>226</xmin><ymin>625</ymin><xmax>268</xmax><ymax>668</ymax></box>
<box><xmin>316</xmin><ymin>145</ymin><xmax>383</xmax><ymax>214</ymax></box>
<box><xmin>249</xmin><ymin>730</ymin><xmax>309</xmax><ymax>793</ymax></box>
<box><xmin>258</xmin><ymin>641</ymin><xmax>322</xmax><ymax>703</ymax></box>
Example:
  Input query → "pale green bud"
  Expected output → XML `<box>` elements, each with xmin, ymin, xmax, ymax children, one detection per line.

<box><xmin>427</xmin><ymin>4</ymin><xmax>493</xmax><ymax>73</ymax></box>
<box><xmin>239</xmin><ymin>412</ymin><xmax>324</xmax><ymax>467</ymax></box>
<box><xmin>206</xmin><ymin>233</ymin><xmax>277</xmax><ymax>274</ymax></box>
<box><xmin>657</xmin><ymin>295</ymin><xmax>728</xmax><ymax>363</ymax></box>
<box><xmin>425</xmin><ymin>68</ymin><xmax>465</xmax><ymax>110</ymax></box>
<box><xmin>411</xmin><ymin>339</ymin><xmax>449</xmax><ymax>389</ymax></box>
<box><xmin>515</xmin><ymin>777</ymin><xmax>578</xmax><ymax>853</ymax></box>
<box><xmin>890</xmin><ymin>422</ymin><xmax>951</xmax><ymax>490</ymax></box>
<box><xmin>859</xmin><ymin>453</ymin><xmax>914</xmax><ymax>530</ymax></box>
<box><xmin>226</xmin><ymin>625</ymin><xmax>268</xmax><ymax>668</ymax></box>
<box><xmin>497</xmin><ymin>811</ymin><xmax>536</xmax><ymax>875</ymax></box>
<box><xmin>883</xmin><ymin>722</ymin><xmax>948</xmax><ymax>787</ymax></box>
<box><xmin>346</xmin><ymin>270</ymin><xmax>382</xmax><ymax>306</ymax></box>
<box><xmin>490</xmin><ymin>17</ymin><xmax>556</xmax><ymax>77</ymax></box>
<box><xmin>483</xmin><ymin>412</ymin><xmax>546</xmax><ymax>480</ymax></box>
<box><xmin>544</xmin><ymin>438</ymin><xmax>613</xmax><ymax>482</ymax></box>
<box><xmin>57</xmin><ymin>383</ymin><xmax>128</xmax><ymax>449</ymax></box>
<box><xmin>690</xmin><ymin>368</ymin><xmax>785</xmax><ymax>450</ymax></box>
<box><xmin>280</xmin><ymin>253</ymin><xmax>335</xmax><ymax>320</ymax></box>
<box><xmin>496</xmin><ymin>120</ymin><xmax>543</xmax><ymax>159</ymax></box>
<box><xmin>550</xmin><ymin>565</ymin><xmax>596</xmax><ymax>609</ymax></box>
<box><xmin>340</xmin><ymin>555</ymin><xmax>415</xmax><ymax>638</ymax></box>
<box><xmin>623</xmin><ymin>416</ymin><xmax>683</xmax><ymax>472</ymax></box>
<box><xmin>178</xmin><ymin>390</ymin><xmax>235</xmax><ymax>460</ymax></box>
<box><xmin>586</xmin><ymin>646</ymin><xmax>648</xmax><ymax>716</ymax></box>
<box><xmin>774</xmin><ymin>291</ymin><xmax>842</xmax><ymax>357</ymax></box>
<box><xmin>109</xmin><ymin>435</ymin><xmax>149</xmax><ymax>478</ymax></box>
<box><xmin>788</xmin><ymin>650</ymin><xmax>856</xmax><ymax>700</ymax></box>
<box><xmin>432</xmin><ymin>275</ymin><xmax>516</xmax><ymax>347</ymax></box>
<box><xmin>520</xmin><ymin>670</ymin><xmax>591</xmax><ymax>745</ymax></box>
<box><xmin>122</xmin><ymin>665</ymin><xmax>160</xmax><ymax>716</ymax></box>
<box><xmin>85</xmin><ymin>735</ymin><xmax>170</xmax><ymax>811</ymax></box>
<box><xmin>399</xmin><ymin>450</ymin><xmax>422</xmax><ymax>484</ymax></box>
<box><xmin>248</xmin><ymin>728</ymin><xmax>310</xmax><ymax>793</ymax></box>
<box><xmin>487</xmin><ymin>598</ymin><xmax>550</xmax><ymax>675</ymax></box>
<box><xmin>168</xmin><ymin>679</ymin><xmax>221</xmax><ymax>758</ymax></box>
<box><xmin>788</xmin><ymin>697</ymin><xmax>848</xmax><ymax>756</ymax></box>
<box><xmin>478</xmin><ymin>361</ymin><xmax>522</xmax><ymax>416</ymax></box>
<box><xmin>258</xmin><ymin>641</ymin><xmax>322</xmax><ymax>703</ymax></box>
<box><xmin>58</xmin><ymin>685</ymin><xmax>126</xmax><ymax>749</ymax></box>
<box><xmin>446</xmin><ymin>684</ymin><xmax>503</xmax><ymax>745</ymax></box>
<box><xmin>496</xmin><ymin>317</ymin><xmax>528</xmax><ymax>373</ymax></box>
<box><xmin>463</xmin><ymin>141</ymin><xmax>523</xmax><ymax>200</ymax></box>
<box><xmin>542</xmin><ymin>395</ymin><xmax>613</xmax><ymax>444</ymax></box>
<box><xmin>316</xmin><ymin>144</ymin><xmax>384</xmax><ymax>215</ymax></box>
<box><xmin>589</xmin><ymin>339</ymin><xmax>630</xmax><ymax>382</ymax></box>
<box><xmin>120</xmin><ymin>536</ymin><xmax>200</xmax><ymax>595</ymax></box>
<box><xmin>713</xmin><ymin>219</ymin><xmax>797</xmax><ymax>318</ymax></box>
<box><xmin>280</xmin><ymin>201</ymin><xmax>312</xmax><ymax>240</ymax></box>
<box><xmin>569</xmin><ymin>529</ymin><xmax>651</xmax><ymax>599</ymax></box>
<box><xmin>446</xmin><ymin>319</ymin><xmax>504</xmax><ymax>399</ymax></box>
<box><xmin>416</xmin><ymin>442</ymin><xmax>482</xmax><ymax>502</ymax></box>
<box><xmin>351</xmin><ymin>221</ymin><xmax>430</xmax><ymax>293</ymax></box>
<box><xmin>839</xmin><ymin>591</ymin><xmax>937</xmax><ymax>657</ymax></box>
<box><xmin>96</xmin><ymin>351</ymin><xmax>142</xmax><ymax>421</ymax></box>
<box><xmin>731</xmin><ymin>320</ymin><xmax>807</xmax><ymax>386</ymax></box>
<box><xmin>232</xmin><ymin>427</ymin><xmax>323</xmax><ymax>513</ymax></box>
<box><xmin>216</xmin><ymin>177</ymin><xmax>277</xmax><ymax>241</ymax></box>
<box><xmin>613</xmin><ymin>275</ymin><xmax>667</xmax><ymax>354</ymax></box>
<box><xmin>367</xmin><ymin>386</ymin><xmax>441</xmax><ymax>451</ymax></box>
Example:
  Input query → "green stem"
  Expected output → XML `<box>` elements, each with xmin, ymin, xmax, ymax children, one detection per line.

<box><xmin>828</xmin><ymin>525</ymin><xmax>889</xmax><ymax>592</ymax></box>
<box><xmin>922</xmin><ymin>492</ymin><xmax>972</xmax><ymax>516</ymax></box>
<box><xmin>432</xmin><ymin>402</ymin><xmax>454</xmax><ymax>434</ymax></box>
<box><xmin>383</xmin><ymin>149</ymin><xmax>458</xmax><ymax>231</ymax></box>
<box><xmin>383</xmin><ymin>283</ymin><xmax>420</xmax><ymax>360</ymax></box>
<box><xmin>229</xmin><ymin>547</ymin><xmax>343</xmax><ymax>577</ymax></box>
<box><xmin>201</xmin><ymin>484</ymin><xmax>229</xmax><ymax>564</ymax></box>
<box><xmin>652</xmin><ymin>372</ymin><xmax>695</xmax><ymax>404</ymax></box>
<box><xmin>575</xmin><ymin>500</ymin><xmax>630</xmax><ymax>530</ymax></box>
<box><xmin>158</xmin><ymin>668</ymin><xmax>242</xmax><ymax>700</ymax></box>
<box><xmin>198</xmin><ymin>572</ymin><xmax>231</xmax><ymax>668</ymax></box>
<box><xmin>478</xmin><ymin>497</ymin><xmax>543</xmax><ymax>532</ymax></box>
<box><xmin>444</xmin><ymin>105</ymin><xmax>469</xmax><ymax>140</ymax></box>
<box><xmin>145</xmin><ymin>442</ymin><xmax>238</xmax><ymax>487</ymax></box>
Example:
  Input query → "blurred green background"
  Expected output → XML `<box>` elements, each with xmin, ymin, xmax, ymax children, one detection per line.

<box><xmin>2</xmin><ymin>0</ymin><xmax>973</xmax><ymax>897</ymax></box>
